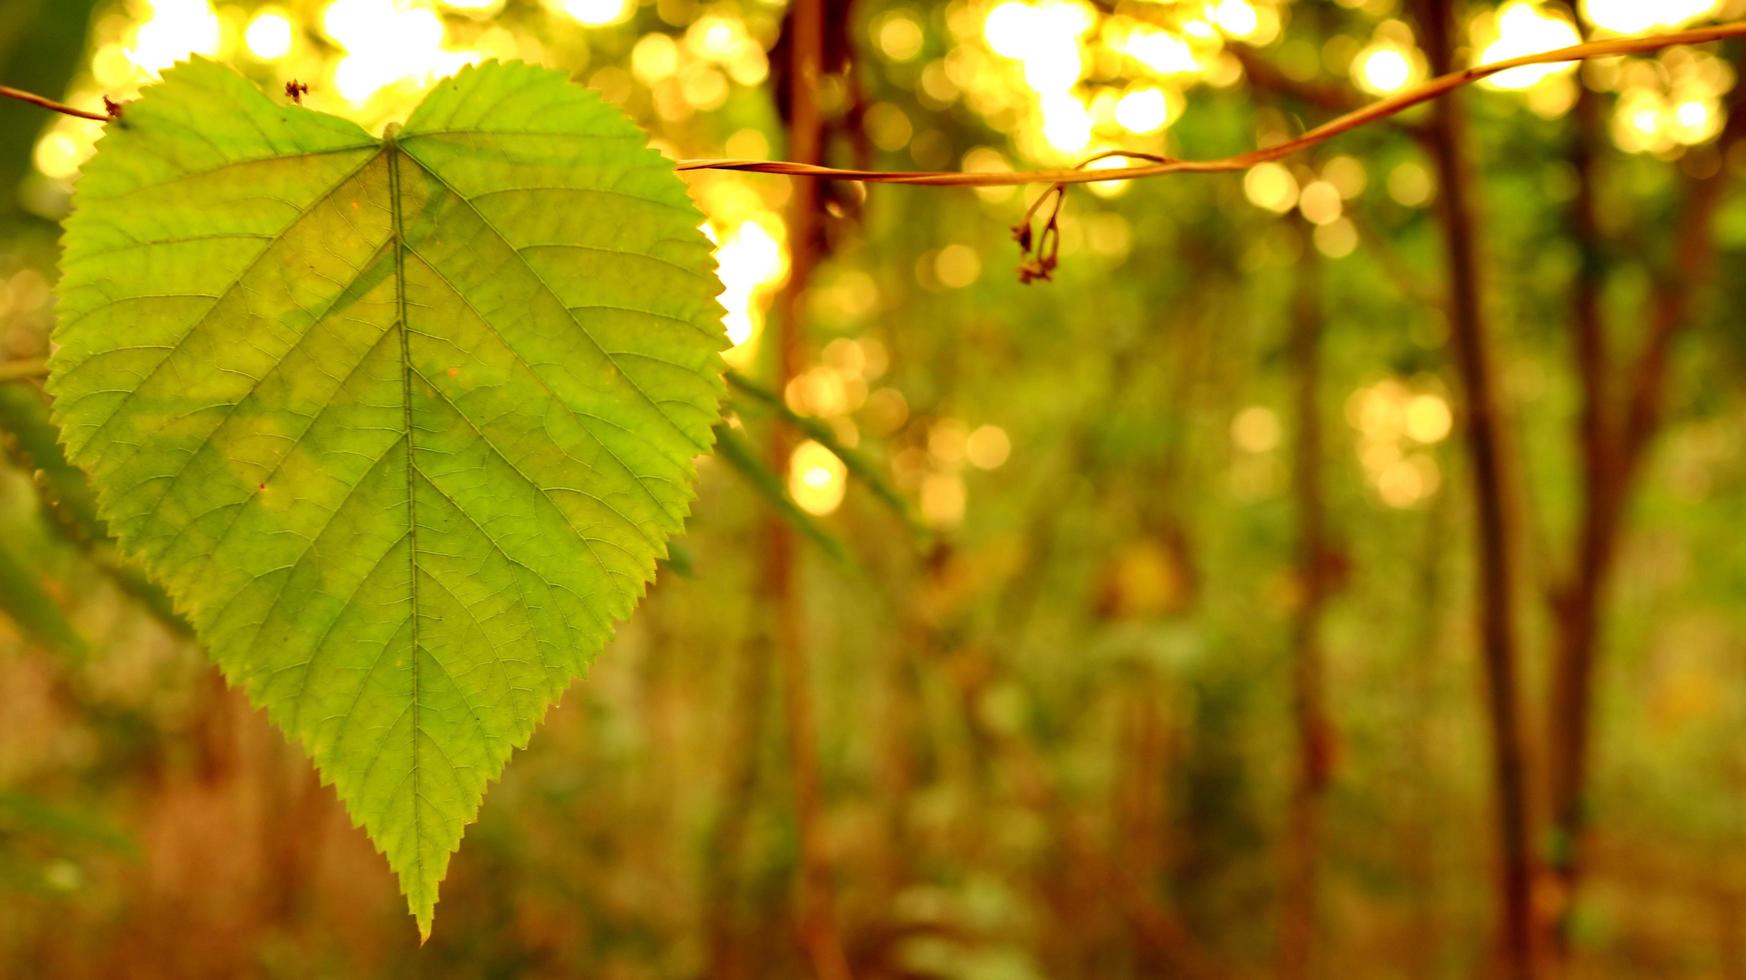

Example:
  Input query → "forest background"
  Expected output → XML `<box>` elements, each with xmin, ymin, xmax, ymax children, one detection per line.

<box><xmin>5</xmin><ymin>0</ymin><xmax>1746</xmax><ymax>977</ymax></box>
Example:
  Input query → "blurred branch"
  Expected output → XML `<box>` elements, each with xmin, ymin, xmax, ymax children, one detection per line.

<box><xmin>1618</xmin><ymin>88</ymin><xmax>1746</xmax><ymax>471</ymax></box>
<box><xmin>724</xmin><ymin>369</ymin><xmax>928</xmax><ymax>540</ymax></box>
<box><xmin>0</xmin><ymin>541</ymin><xmax>85</xmax><ymax>656</ymax></box>
<box><xmin>1230</xmin><ymin>42</ymin><xmax>1436</xmax><ymax>146</ymax></box>
<box><xmin>0</xmin><ymin>378</ymin><xmax>191</xmax><ymax>635</ymax></box>
<box><xmin>713</xmin><ymin>422</ymin><xmax>850</xmax><ymax>565</ymax></box>
<box><xmin>0</xmin><ymin>357</ymin><xmax>47</xmax><ymax>382</ymax></box>
<box><xmin>1227</xmin><ymin>45</ymin><xmax>1371</xmax><ymax>116</ymax></box>
<box><xmin>0</xmin><ymin>81</ymin><xmax>107</xmax><ymax>121</ymax></box>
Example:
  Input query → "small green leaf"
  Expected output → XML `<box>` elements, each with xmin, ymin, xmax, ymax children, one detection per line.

<box><xmin>49</xmin><ymin>59</ymin><xmax>726</xmax><ymax>937</ymax></box>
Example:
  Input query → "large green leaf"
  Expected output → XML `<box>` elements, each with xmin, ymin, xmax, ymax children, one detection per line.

<box><xmin>48</xmin><ymin>59</ymin><xmax>726</xmax><ymax>936</ymax></box>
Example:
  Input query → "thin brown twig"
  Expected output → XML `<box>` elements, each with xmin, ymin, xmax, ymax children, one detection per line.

<box><xmin>0</xmin><ymin>82</ymin><xmax>109</xmax><ymax>121</ymax></box>
<box><xmin>5</xmin><ymin>22</ymin><xmax>1744</xmax><ymax>186</ymax></box>
<box><xmin>676</xmin><ymin>22</ymin><xmax>1746</xmax><ymax>185</ymax></box>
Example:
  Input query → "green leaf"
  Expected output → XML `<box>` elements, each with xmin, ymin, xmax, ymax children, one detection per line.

<box><xmin>49</xmin><ymin>59</ymin><xmax>726</xmax><ymax>937</ymax></box>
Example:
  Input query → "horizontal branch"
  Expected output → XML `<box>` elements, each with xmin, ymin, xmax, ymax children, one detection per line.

<box><xmin>677</xmin><ymin>21</ymin><xmax>1746</xmax><ymax>186</ymax></box>
<box><xmin>3</xmin><ymin>21</ymin><xmax>1743</xmax><ymax>187</ymax></box>
<box><xmin>0</xmin><ymin>83</ymin><xmax>108</xmax><ymax>121</ymax></box>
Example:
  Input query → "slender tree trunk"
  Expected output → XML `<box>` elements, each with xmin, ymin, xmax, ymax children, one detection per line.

<box><xmin>1412</xmin><ymin>2</ymin><xmax>1540</xmax><ymax>976</ymax></box>
<box><xmin>704</xmin><ymin>617</ymin><xmax>773</xmax><ymax>980</ymax></box>
<box><xmin>768</xmin><ymin>1</ymin><xmax>852</xmax><ymax>977</ymax></box>
<box><xmin>1115</xmin><ymin>672</ymin><xmax>1173</xmax><ymax>974</ymax></box>
<box><xmin>1545</xmin><ymin>80</ymin><xmax>1614</xmax><ymax>965</ymax></box>
<box><xmin>1276</xmin><ymin>220</ymin><xmax>1330</xmax><ymax>980</ymax></box>
<box><xmin>1546</xmin><ymin>69</ymin><xmax>1746</xmax><ymax>967</ymax></box>
<box><xmin>1404</xmin><ymin>494</ymin><xmax>1454</xmax><ymax>977</ymax></box>
<box><xmin>873</xmin><ymin>581</ymin><xmax>922</xmax><ymax>902</ymax></box>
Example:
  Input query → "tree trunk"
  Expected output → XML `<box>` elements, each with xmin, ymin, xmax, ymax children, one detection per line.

<box><xmin>1276</xmin><ymin>219</ymin><xmax>1331</xmax><ymax>980</ymax></box>
<box><xmin>769</xmin><ymin>0</ymin><xmax>852</xmax><ymax>977</ymax></box>
<box><xmin>1412</xmin><ymin>1</ymin><xmax>1540</xmax><ymax>976</ymax></box>
<box><xmin>1544</xmin><ymin>79</ymin><xmax>1614</xmax><ymax>965</ymax></box>
<box><xmin>1545</xmin><ymin>63</ymin><xmax>1746</xmax><ymax>967</ymax></box>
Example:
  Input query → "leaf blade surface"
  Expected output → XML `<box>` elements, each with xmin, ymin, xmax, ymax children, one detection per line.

<box><xmin>50</xmin><ymin>59</ymin><xmax>725</xmax><ymax>936</ymax></box>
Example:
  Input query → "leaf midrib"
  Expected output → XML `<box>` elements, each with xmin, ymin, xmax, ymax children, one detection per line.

<box><xmin>385</xmin><ymin>132</ymin><xmax>428</xmax><ymax>911</ymax></box>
